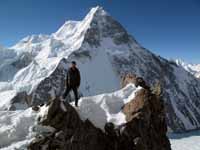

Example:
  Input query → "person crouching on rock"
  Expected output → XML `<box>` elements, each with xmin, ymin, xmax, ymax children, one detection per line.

<box><xmin>62</xmin><ymin>61</ymin><xmax>81</xmax><ymax>107</ymax></box>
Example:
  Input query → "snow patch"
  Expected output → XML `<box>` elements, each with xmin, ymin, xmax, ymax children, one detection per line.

<box><xmin>0</xmin><ymin>109</ymin><xmax>37</xmax><ymax>148</ymax></box>
<box><xmin>0</xmin><ymin>105</ymin><xmax>50</xmax><ymax>149</ymax></box>
<box><xmin>76</xmin><ymin>84</ymin><xmax>141</xmax><ymax>130</ymax></box>
<box><xmin>0</xmin><ymin>90</ymin><xmax>17</xmax><ymax>110</ymax></box>
<box><xmin>169</xmin><ymin>130</ymin><xmax>200</xmax><ymax>150</ymax></box>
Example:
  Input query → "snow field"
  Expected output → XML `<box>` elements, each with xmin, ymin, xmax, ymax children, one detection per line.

<box><xmin>169</xmin><ymin>130</ymin><xmax>200</xmax><ymax>150</ymax></box>
<box><xmin>0</xmin><ymin>105</ymin><xmax>49</xmax><ymax>149</ymax></box>
<box><xmin>76</xmin><ymin>84</ymin><xmax>142</xmax><ymax>130</ymax></box>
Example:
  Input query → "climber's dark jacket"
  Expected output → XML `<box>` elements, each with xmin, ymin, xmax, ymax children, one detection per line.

<box><xmin>66</xmin><ymin>67</ymin><xmax>81</xmax><ymax>88</ymax></box>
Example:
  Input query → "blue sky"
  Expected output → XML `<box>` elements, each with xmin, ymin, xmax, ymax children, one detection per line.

<box><xmin>0</xmin><ymin>0</ymin><xmax>199</xmax><ymax>63</ymax></box>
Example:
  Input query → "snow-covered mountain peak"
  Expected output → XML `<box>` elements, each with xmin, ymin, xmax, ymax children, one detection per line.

<box><xmin>53</xmin><ymin>6</ymin><xmax>108</xmax><ymax>38</ymax></box>
<box><xmin>175</xmin><ymin>59</ymin><xmax>200</xmax><ymax>78</ymax></box>
<box><xmin>13</xmin><ymin>34</ymin><xmax>49</xmax><ymax>48</ymax></box>
<box><xmin>53</xmin><ymin>20</ymin><xmax>79</xmax><ymax>39</ymax></box>
<box><xmin>22</xmin><ymin>34</ymin><xmax>49</xmax><ymax>43</ymax></box>
<box><xmin>1</xmin><ymin>5</ymin><xmax>200</xmax><ymax>133</ymax></box>
<box><xmin>84</xmin><ymin>6</ymin><xmax>108</xmax><ymax>21</ymax></box>
<box><xmin>175</xmin><ymin>59</ymin><xmax>185</xmax><ymax>66</ymax></box>
<box><xmin>10</xmin><ymin>6</ymin><xmax>136</xmax><ymax>60</ymax></box>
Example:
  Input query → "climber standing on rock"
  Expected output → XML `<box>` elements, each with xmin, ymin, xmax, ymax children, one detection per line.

<box><xmin>62</xmin><ymin>61</ymin><xmax>81</xmax><ymax>107</ymax></box>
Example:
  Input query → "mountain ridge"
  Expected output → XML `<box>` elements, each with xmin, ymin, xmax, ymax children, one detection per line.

<box><xmin>175</xmin><ymin>59</ymin><xmax>200</xmax><ymax>78</ymax></box>
<box><xmin>0</xmin><ymin>6</ymin><xmax>200</xmax><ymax>132</ymax></box>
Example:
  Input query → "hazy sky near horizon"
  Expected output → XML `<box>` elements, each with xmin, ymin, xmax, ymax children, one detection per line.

<box><xmin>0</xmin><ymin>0</ymin><xmax>199</xmax><ymax>63</ymax></box>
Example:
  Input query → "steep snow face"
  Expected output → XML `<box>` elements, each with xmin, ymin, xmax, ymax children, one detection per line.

<box><xmin>0</xmin><ymin>46</ymin><xmax>18</xmax><ymax>81</ymax></box>
<box><xmin>175</xmin><ymin>59</ymin><xmax>200</xmax><ymax>78</ymax></box>
<box><xmin>0</xmin><ymin>45</ymin><xmax>33</xmax><ymax>82</ymax></box>
<box><xmin>0</xmin><ymin>46</ymin><xmax>17</xmax><ymax>61</ymax></box>
<box><xmin>12</xmin><ymin>34</ymin><xmax>50</xmax><ymax>55</ymax></box>
<box><xmin>12</xmin><ymin>57</ymin><xmax>62</xmax><ymax>94</ymax></box>
<box><xmin>0</xmin><ymin>90</ymin><xmax>17</xmax><ymax>110</ymax></box>
<box><xmin>76</xmin><ymin>49</ymin><xmax>121</xmax><ymax>96</ymax></box>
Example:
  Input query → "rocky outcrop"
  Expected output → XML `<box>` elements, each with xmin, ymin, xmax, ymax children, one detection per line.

<box><xmin>123</xmin><ymin>86</ymin><xmax>170</xmax><ymax>150</ymax></box>
<box><xmin>121</xmin><ymin>72</ymin><xmax>200</xmax><ymax>132</ymax></box>
<box><xmin>121</xmin><ymin>74</ymin><xmax>170</xmax><ymax>149</ymax></box>
<box><xmin>28</xmin><ymin>76</ymin><xmax>171</xmax><ymax>150</ymax></box>
<box><xmin>121</xmin><ymin>73</ymin><xmax>150</xmax><ymax>90</ymax></box>
<box><xmin>28</xmin><ymin>98</ymin><xmax>109</xmax><ymax>150</ymax></box>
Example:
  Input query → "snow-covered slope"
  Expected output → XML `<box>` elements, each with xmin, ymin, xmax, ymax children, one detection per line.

<box><xmin>0</xmin><ymin>83</ymin><xmax>139</xmax><ymax>149</ymax></box>
<box><xmin>0</xmin><ymin>108</ymin><xmax>37</xmax><ymax>149</ymax></box>
<box><xmin>169</xmin><ymin>130</ymin><xmax>200</xmax><ymax>150</ymax></box>
<box><xmin>77</xmin><ymin>84</ymin><xmax>141</xmax><ymax>130</ymax></box>
<box><xmin>0</xmin><ymin>6</ymin><xmax>200</xmax><ymax>132</ymax></box>
<box><xmin>0</xmin><ymin>46</ymin><xmax>32</xmax><ymax>81</ymax></box>
<box><xmin>175</xmin><ymin>59</ymin><xmax>200</xmax><ymax>78</ymax></box>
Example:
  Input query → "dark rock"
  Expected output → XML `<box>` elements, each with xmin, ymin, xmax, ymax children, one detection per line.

<box><xmin>121</xmin><ymin>73</ymin><xmax>150</xmax><ymax>90</ymax></box>
<box><xmin>122</xmin><ymin>76</ymin><xmax>171</xmax><ymax>150</ymax></box>
<box><xmin>9</xmin><ymin>91</ymin><xmax>31</xmax><ymax>110</ymax></box>
<box><xmin>32</xmin><ymin>106</ymin><xmax>40</xmax><ymax>111</ymax></box>
<box><xmin>29</xmin><ymin>97</ymin><xmax>110</xmax><ymax>150</ymax></box>
<box><xmin>31</xmin><ymin>58</ymin><xmax>69</xmax><ymax>106</ymax></box>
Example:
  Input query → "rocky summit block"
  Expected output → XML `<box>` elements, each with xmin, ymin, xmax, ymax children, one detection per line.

<box><xmin>123</xmin><ymin>87</ymin><xmax>170</xmax><ymax>150</ymax></box>
<box><xmin>28</xmin><ymin>76</ymin><xmax>171</xmax><ymax>150</ymax></box>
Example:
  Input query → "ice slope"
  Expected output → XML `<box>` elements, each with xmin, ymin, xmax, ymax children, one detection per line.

<box><xmin>0</xmin><ymin>90</ymin><xmax>17</xmax><ymax>110</ymax></box>
<box><xmin>12</xmin><ymin>57</ymin><xmax>62</xmax><ymax>94</ymax></box>
<box><xmin>11</xmin><ymin>34</ymin><xmax>50</xmax><ymax>56</ymax></box>
<box><xmin>0</xmin><ymin>83</ymin><xmax>139</xmax><ymax>149</ymax></box>
<box><xmin>0</xmin><ymin>104</ymin><xmax>52</xmax><ymax>150</ymax></box>
<box><xmin>77</xmin><ymin>48</ymin><xmax>120</xmax><ymax>96</ymax></box>
<box><xmin>175</xmin><ymin>59</ymin><xmax>200</xmax><ymax>78</ymax></box>
<box><xmin>0</xmin><ymin>108</ymin><xmax>37</xmax><ymax>149</ymax></box>
<box><xmin>0</xmin><ymin>46</ymin><xmax>18</xmax><ymax>81</ymax></box>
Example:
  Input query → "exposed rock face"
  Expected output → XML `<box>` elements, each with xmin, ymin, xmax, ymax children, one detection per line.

<box><xmin>123</xmin><ymin>88</ymin><xmax>170</xmax><ymax>150</ymax></box>
<box><xmin>9</xmin><ymin>91</ymin><xmax>31</xmax><ymax>110</ymax></box>
<box><xmin>122</xmin><ymin>74</ymin><xmax>170</xmax><ymax>150</ymax></box>
<box><xmin>121</xmin><ymin>73</ymin><xmax>150</xmax><ymax>90</ymax></box>
<box><xmin>31</xmin><ymin>58</ymin><xmax>68</xmax><ymax>106</ymax></box>
<box><xmin>28</xmin><ymin>76</ymin><xmax>171</xmax><ymax>150</ymax></box>
<box><xmin>121</xmin><ymin>72</ymin><xmax>200</xmax><ymax>132</ymax></box>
